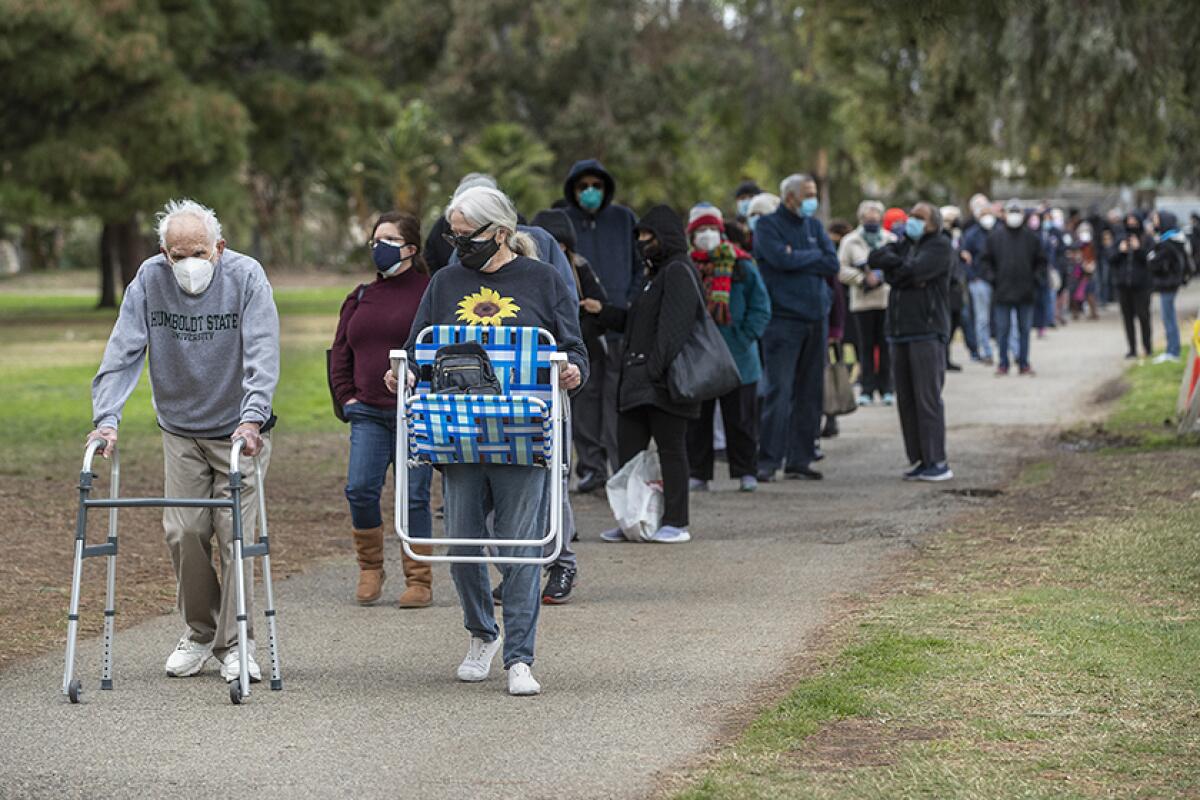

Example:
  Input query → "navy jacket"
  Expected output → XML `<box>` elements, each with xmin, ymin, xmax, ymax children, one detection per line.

<box><xmin>752</xmin><ymin>206</ymin><xmax>838</xmax><ymax>323</ymax></box>
<box><xmin>961</xmin><ymin>222</ymin><xmax>989</xmax><ymax>282</ymax></box>
<box><xmin>562</xmin><ymin>159</ymin><xmax>641</xmax><ymax>309</ymax></box>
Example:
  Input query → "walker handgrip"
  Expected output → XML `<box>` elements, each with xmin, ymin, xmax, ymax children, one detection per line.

<box><xmin>230</xmin><ymin>437</ymin><xmax>248</xmax><ymax>474</ymax></box>
<box><xmin>83</xmin><ymin>438</ymin><xmax>107</xmax><ymax>472</ymax></box>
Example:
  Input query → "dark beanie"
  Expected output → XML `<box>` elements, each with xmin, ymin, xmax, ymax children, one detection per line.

<box><xmin>734</xmin><ymin>180</ymin><xmax>763</xmax><ymax>198</ymax></box>
<box><xmin>531</xmin><ymin>209</ymin><xmax>576</xmax><ymax>251</ymax></box>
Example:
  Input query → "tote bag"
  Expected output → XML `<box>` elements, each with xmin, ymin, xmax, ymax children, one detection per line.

<box><xmin>666</xmin><ymin>266</ymin><xmax>742</xmax><ymax>404</ymax></box>
<box><xmin>823</xmin><ymin>346</ymin><xmax>858</xmax><ymax>417</ymax></box>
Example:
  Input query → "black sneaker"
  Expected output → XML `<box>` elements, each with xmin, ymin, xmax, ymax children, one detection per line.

<box><xmin>784</xmin><ymin>466</ymin><xmax>823</xmax><ymax>481</ymax></box>
<box><xmin>492</xmin><ymin>582</ymin><xmax>503</xmax><ymax>606</ymax></box>
<box><xmin>541</xmin><ymin>565</ymin><xmax>577</xmax><ymax>605</ymax></box>
<box><xmin>575</xmin><ymin>472</ymin><xmax>606</xmax><ymax>494</ymax></box>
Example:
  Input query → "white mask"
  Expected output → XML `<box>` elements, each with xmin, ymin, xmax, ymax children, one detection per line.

<box><xmin>1079</xmin><ymin>231</ymin><xmax>1093</xmax><ymax>243</ymax></box>
<box><xmin>171</xmin><ymin>255</ymin><xmax>216</xmax><ymax>295</ymax></box>
<box><xmin>1005</xmin><ymin>211</ymin><xmax>1025</xmax><ymax>229</ymax></box>
<box><xmin>979</xmin><ymin>214</ymin><xmax>996</xmax><ymax>231</ymax></box>
<box><xmin>693</xmin><ymin>229</ymin><xmax>722</xmax><ymax>252</ymax></box>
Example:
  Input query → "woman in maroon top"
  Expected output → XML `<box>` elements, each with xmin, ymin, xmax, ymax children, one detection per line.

<box><xmin>330</xmin><ymin>211</ymin><xmax>434</xmax><ymax>608</ymax></box>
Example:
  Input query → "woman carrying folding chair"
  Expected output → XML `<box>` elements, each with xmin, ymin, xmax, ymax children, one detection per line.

<box><xmin>385</xmin><ymin>186</ymin><xmax>587</xmax><ymax>695</ymax></box>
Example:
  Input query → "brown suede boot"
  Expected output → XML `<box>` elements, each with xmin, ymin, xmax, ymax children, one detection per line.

<box><xmin>352</xmin><ymin>526</ymin><xmax>386</xmax><ymax>605</ymax></box>
<box><xmin>397</xmin><ymin>543</ymin><xmax>433</xmax><ymax>608</ymax></box>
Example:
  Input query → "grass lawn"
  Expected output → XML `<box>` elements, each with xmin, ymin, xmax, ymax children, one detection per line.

<box><xmin>672</xmin><ymin>363</ymin><xmax>1200</xmax><ymax>799</ymax></box>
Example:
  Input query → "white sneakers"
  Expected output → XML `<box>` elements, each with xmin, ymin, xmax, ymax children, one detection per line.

<box><xmin>1152</xmin><ymin>353</ymin><xmax>1181</xmax><ymax>364</ymax></box>
<box><xmin>507</xmin><ymin>663</ymin><xmax>541</xmax><ymax>696</ymax></box>
<box><xmin>457</xmin><ymin>635</ymin><xmax>503</xmax><ymax>682</ymax></box>
<box><xmin>164</xmin><ymin>635</ymin><xmax>213</xmax><ymax>677</ymax></box>
<box><xmin>457</xmin><ymin>636</ymin><xmax>541</xmax><ymax>695</ymax></box>
<box><xmin>220</xmin><ymin>642</ymin><xmax>262</xmax><ymax>683</ymax></box>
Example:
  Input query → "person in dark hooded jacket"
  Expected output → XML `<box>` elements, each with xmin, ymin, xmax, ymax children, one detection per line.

<box><xmin>583</xmin><ymin>205</ymin><xmax>704</xmax><ymax>545</ymax></box>
<box><xmin>978</xmin><ymin>199</ymin><xmax>1047</xmax><ymax>375</ymax></box>
<box><xmin>562</xmin><ymin>159</ymin><xmax>640</xmax><ymax>492</ymax></box>
<box><xmin>1147</xmin><ymin>209</ymin><xmax>1194</xmax><ymax>362</ymax></box>
<box><xmin>1108</xmin><ymin>212</ymin><xmax>1154</xmax><ymax>359</ymax></box>
<box><xmin>868</xmin><ymin>203</ymin><xmax>954</xmax><ymax>482</ymax></box>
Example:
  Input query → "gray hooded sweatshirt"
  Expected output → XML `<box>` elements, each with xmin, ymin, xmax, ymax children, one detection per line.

<box><xmin>91</xmin><ymin>248</ymin><xmax>280</xmax><ymax>439</ymax></box>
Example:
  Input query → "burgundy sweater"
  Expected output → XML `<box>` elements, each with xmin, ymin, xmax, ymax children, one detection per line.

<box><xmin>330</xmin><ymin>268</ymin><xmax>430</xmax><ymax>410</ymax></box>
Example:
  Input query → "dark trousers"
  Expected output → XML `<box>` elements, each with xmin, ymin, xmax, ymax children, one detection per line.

<box><xmin>617</xmin><ymin>405</ymin><xmax>690</xmax><ymax>528</ymax></box>
<box><xmin>853</xmin><ymin>309</ymin><xmax>891</xmax><ymax>397</ymax></box>
<box><xmin>572</xmin><ymin>344</ymin><xmax>620</xmax><ymax>478</ymax></box>
<box><xmin>960</xmin><ymin>295</ymin><xmax>979</xmax><ymax>356</ymax></box>
<box><xmin>758</xmin><ymin>316</ymin><xmax>826</xmax><ymax>473</ymax></box>
<box><xmin>993</xmin><ymin>302</ymin><xmax>1034</xmax><ymax>369</ymax></box>
<box><xmin>891</xmin><ymin>339</ymin><xmax>947</xmax><ymax>467</ymax></box>
<box><xmin>947</xmin><ymin>307</ymin><xmax>965</xmax><ymax>363</ymax></box>
<box><xmin>686</xmin><ymin>382</ymin><xmax>759</xmax><ymax>480</ymax></box>
<box><xmin>1117</xmin><ymin>287</ymin><xmax>1153</xmax><ymax>356</ymax></box>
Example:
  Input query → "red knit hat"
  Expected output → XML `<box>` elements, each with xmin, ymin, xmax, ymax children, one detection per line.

<box><xmin>882</xmin><ymin>207</ymin><xmax>908</xmax><ymax>232</ymax></box>
<box><xmin>686</xmin><ymin>203</ymin><xmax>725</xmax><ymax>236</ymax></box>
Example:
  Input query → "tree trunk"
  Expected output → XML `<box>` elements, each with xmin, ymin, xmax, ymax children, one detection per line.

<box><xmin>98</xmin><ymin>224</ymin><xmax>117</xmax><ymax>309</ymax></box>
<box><xmin>115</xmin><ymin>216</ymin><xmax>141</xmax><ymax>289</ymax></box>
<box><xmin>815</xmin><ymin>147</ymin><xmax>831</xmax><ymax>224</ymax></box>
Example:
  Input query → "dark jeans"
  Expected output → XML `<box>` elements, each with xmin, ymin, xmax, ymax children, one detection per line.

<box><xmin>891</xmin><ymin>339</ymin><xmax>947</xmax><ymax>467</ymax></box>
<box><xmin>853</xmin><ymin>309</ymin><xmax>891</xmax><ymax>397</ymax></box>
<box><xmin>960</xmin><ymin>293</ymin><xmax>979</xmax><ymax>356</ymax></box>
<box><xmin>572</xmin><ymin>345</ymin><xmax>619</xmax><ymax>478</ymax></box>
<box><xmin>617</xmin><ymin>405</ymin><xmax>690</xmax><ymax>528</ymax></box>
<box><xmin>993</xmin><ymin>302</ymin><xmax>1034</xmax><ymax>369</ymax></box>
<box><xmin>759</xmin><ymin>316</ymin><xmax>827</xmax><ymax>473</ymax></box>
<box><xmin>1118</xmin><ymin>287</ymin><xmax>1153</xmax><ymax>356</ymax></box>
<box><xmin>344</xmin><ymin>402</ymin><xmax>432</xmax><ymax>536</ymax></box>
<box><xmin>686</xmin><ymin>382</ymin><xmax>759</xmax><ymax>480</ymax></box>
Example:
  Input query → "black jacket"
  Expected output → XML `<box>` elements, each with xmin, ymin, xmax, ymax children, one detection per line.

<box><xmin>868</xmin><ymin>230</ymin><xmax>953</xmax><ymax>342</ymax></box>
<box><xmin>1147</xmin><ymin>235</ymin><xmax>1193</xmax><ymax>293</ymax></box>
<box><xmin>1109</xmin><ymin>237</ymin><xmax>1151</xmax><ymax>290</ymax></box>
<box><xmin>531</xmin><ymin>208</ymin><xmax>609</xmax><ymax>358</ymax></box>
<box><xmin>979</xmin><ymin>225</ymin><xmax>1048</xmax><ymax>305</ymax></box>
<box><xmin>595</xmin><ymin>205</ymin><xmax>703</xmax><ymax>418</ymax></box>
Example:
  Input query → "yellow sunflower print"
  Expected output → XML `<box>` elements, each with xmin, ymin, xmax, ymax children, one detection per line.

<box><xmin>456</xmin><ymin>286</ymin><xmax>521</xmax><ymax>326</ymax></box>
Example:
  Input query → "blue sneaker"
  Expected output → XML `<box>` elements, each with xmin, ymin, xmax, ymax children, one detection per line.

<box><xmin>600</xmin><ymin>528</ymin><xmax>629</xmax><ymax>543</ymax></box>
<box><xmin>651</xmin><ymin>525</ymin><xmax>692</xmax><ymax>544</ymax></box>
<box><xmin>903</xmin><ymin>462</ymin><xmax>926</xmax><ymax>480</ymax></box>
<box><xmin>917</xmin><ymin>463</ymin><xmax>954</xmax><ymax>482</ymax></box>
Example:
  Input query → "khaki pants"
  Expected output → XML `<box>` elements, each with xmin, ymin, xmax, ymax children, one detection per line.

<box><xmin>162</xmin><ymin>431</ymin><xmax>272</xmax><ymax>657</ymax></box>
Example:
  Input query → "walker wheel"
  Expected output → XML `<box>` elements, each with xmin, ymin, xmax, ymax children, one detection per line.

<box><xmin>229</xmin><ymin>678</ymin><xmax>243</xmax><ymax>705</ymax></box>
<box><xmin>68</xmin><ymin>678</ymin><xmax>82</xmax><ymax>704</ymax></box>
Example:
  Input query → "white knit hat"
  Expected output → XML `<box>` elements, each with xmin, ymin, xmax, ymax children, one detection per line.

<box><xmin>747</xmin><ymin>192</ymin><xmax>781</xmax><ymax>217</ymax></box>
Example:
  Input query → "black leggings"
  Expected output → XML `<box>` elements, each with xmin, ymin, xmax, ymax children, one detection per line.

<box><xmin>686</xmin><ymin>382</ymin><xmax>759</xmax><ymax>481</ymax></box>
<box><xmin>853</xmin><ymin>309</ymin><xmax>892</xmax><ymax>396</ymax></box>
<box><xmin>1117</xmin><ymin>287</ymin><xmax>1152</xmax><ymax>356</ymax></box>
<box><xmin>617</xmin><ymin>405</ymin><xmax>690</xmax><ymax>528</ymax></box>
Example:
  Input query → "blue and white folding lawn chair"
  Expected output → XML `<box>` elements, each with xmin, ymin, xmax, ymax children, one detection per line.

<box><xmin>389</xmin><ymin>325</ymin><xmax>566</xmax><ymax>565</ymax></box>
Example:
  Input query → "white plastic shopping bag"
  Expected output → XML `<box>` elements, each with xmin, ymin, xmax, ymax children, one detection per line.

<box><xmin>605</xmin><ymin>444</ymin><xmax>663</xmax><ymax>542</ymax></box>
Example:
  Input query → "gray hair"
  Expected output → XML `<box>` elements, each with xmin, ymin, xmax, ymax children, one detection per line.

<box><xmin>779</xmin><ymin>173</ymin><xmax>815</xmax><ymax>201</ymax></box>
<box><xmin>446</xmin><ymin>186</ymin><xmax>537</xmax><ymax>258</ymax></box>
<box><xmin>856</xmin><ymin>200</ymin><xmax>885</xmax><ymax>221</ymax></box>
<box><xmin>453</xmin><ymin>172</ymin><xmax>498</xmax><ymax>200</ymax></box>
<box><xmin>156</xmin><ymin>198</ymin><xmax>222</xmax><ymax>248</ymax></box>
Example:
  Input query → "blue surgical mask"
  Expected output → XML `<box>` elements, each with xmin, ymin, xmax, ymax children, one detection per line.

<box><xmin>737</xmin><ymin>198</ymin><xmax>752</xmax><ymax>217</ymax></box>
<box><xmin>800</xmin><ymin>198</ymin><xmax>819</xmax><ymax>217</ymax></box>
<box><xmin>905</xmin><ymin>218</ymin><xmax>927</xmax><ymax>240</ymax></box>
<box><xmin>748</xmin><ymin>216</ymin><xmax>759</xmax><ymax>232</ymax></box>
<box><xmin>578</xmin><ymin>186</ymin><xmax>603</xmax><ymax>212</ymax></box>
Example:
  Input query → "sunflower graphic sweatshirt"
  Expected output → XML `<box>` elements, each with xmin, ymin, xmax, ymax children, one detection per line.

<box><xmin>404</xmin><ymin>256</ymin><xmax>589</xmax><ymax>391</ymax></box>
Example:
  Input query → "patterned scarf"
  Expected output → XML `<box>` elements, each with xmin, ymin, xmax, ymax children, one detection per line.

<box><xmin>690</xmin><ymin>241</ymin><xmax>749</xmax><ymax>326</ymax></box>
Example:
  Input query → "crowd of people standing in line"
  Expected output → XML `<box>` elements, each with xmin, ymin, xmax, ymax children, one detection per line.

<box><xmin>82</xmin><ymin>164</ymin><xmax>1195</xmax><ymax>696</ymax></box>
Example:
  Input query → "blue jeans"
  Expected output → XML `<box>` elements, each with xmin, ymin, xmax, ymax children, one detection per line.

<box><xmin>969</xmin><ymin>281</ymin><xmax>993</xmax><ymax>359</ymax></box>
<box><xmin>1160</xmin><ymin>291</ymin><xmax>1181</xmax><ymax>357</ymax></box>
<box><xmin>994</xmin><ymin>303</ymin><xmax>1034</xmax><ymax>369</ymax></box>
<box><xmin>758</xmin><ymin>316</ymin><xmax>826</xmax><ymax>474</ymax></box>
<box><xmin>444</xmin><ymin>463</ymin><xmax>548</xmax><ymax>668</ymax></box>
<box><xmin>344</xmin><ymin>402</ymin><xmax>432</xmax><ymax>536</ymax></box>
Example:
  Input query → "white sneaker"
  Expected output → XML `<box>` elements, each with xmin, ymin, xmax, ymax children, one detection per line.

<box><xmin>507</xmin><ymin>662</ymin><xmax>541</xmax><ymax>696</ymax></box>
<box><xmin>688</xmin><ymin>478</ymin><xmax>710</xmax><ymax>492</ymax></box>
<box><xmin>165</xmin><ymin>635</ymin><xmax>213</xmax><ymax>677</ymax></box>
<box><xmin>457</xmin><ymin>635</ymin><xmax>503</xmax><ymax>682</ymax></box>
<box><xmin>1152</xmin><ymin>353</ymin><xmax>1180</xmax><ymax>364</ymax></box>
<box><xmin>600</xmin><ymin>527</ymin><xmax>629</xmax><ymax>543</ymax></box>
<box><xmin>220</xmin><ymin>642</ymin><xmax>262</xmax><ymax>683</ymax></box>
<box><xmin>651</xmin><ymin>525</ymin><xmax>692</xmax><ymax>544</ymax></box>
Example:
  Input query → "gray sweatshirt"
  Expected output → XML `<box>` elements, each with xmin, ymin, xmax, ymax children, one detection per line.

<box><xmin>92</xmin><ymin>248</ymin><xmax>280</xmax><ymax>439</ymax></box>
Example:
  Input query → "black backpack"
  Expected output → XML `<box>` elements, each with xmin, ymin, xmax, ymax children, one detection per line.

<box><xmin>429</xmin><ymin>342</ymin><xmax>502</xmax><ymax>395</ymax></box>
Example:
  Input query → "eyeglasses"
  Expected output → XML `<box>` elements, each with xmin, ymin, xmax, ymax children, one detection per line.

<box><xmin>442</xmin><ymin>221</ymin><xmax>493</xmax><ymax>250</ymax></box>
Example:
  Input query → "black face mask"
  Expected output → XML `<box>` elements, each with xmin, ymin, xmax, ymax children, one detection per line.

<box><xmin>637</xmin><ymin>238</ymin><xmax>661</xmax><ymax>265</ymax></box>
<box><xmin>443</xmin><ymin>222</ymin><xmax>500</xmax><ymax>271</ymax></box>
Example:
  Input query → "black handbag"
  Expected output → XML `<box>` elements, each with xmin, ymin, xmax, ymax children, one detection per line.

<box><xmin>666</xmin><ymin>267</ymin><xmax>743</xmax><ymax>404</ymax></box>
<box><xmin>430</xmin><ymin>342</ymin><xmax>502</xmax><ymax>395</ymax></box>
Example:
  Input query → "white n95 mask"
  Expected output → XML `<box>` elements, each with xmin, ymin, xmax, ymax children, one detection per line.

<box><xmin>171</xmin><ymin>256</ymin><xmax>216</xmax><ymax>295</ymax></box>
<box><xmin>694</xmin><ymin>230</ymin><xmax>722</xmax><ymax>252</ymax></box>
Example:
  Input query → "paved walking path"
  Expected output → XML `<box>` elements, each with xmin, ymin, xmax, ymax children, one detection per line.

<box><xmin>2</xmin><ymin>292</ymin><xmax>1187</xmax><ymax>800</ymax></box>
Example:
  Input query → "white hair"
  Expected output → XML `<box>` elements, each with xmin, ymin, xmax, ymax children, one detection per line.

<box><xmin>156</xmin><ymin>198</ymin><xmax>222</xmax><ymax>248</ymax></box>
<box><xmin>779</xmin><ymin>173</ymin><xmax>814</xmax><ymax>201</ymax></box>
<box><xmin>748</xmin><ymin>192</ymin><xmax>781</xmax><ymax>218</ymax></box>
<box><xmin>453</xmin><ymin>172</ymin><xmax>498</xmax><ymax>200</ymax></box>
<box><xmin>446</xmin><ymin>186</ymin><xmax>537</xmax><ymax>258</ymax></box>
<box><xmin>856</xmin><ymin>200</ymin><xmax>885</xmax><ymax>221</ymax></box>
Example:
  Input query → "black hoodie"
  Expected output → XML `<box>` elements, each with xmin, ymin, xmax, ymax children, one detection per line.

<box><xmin>562</xmin><ymin>159</ymin><xmax>641</xmax><ymax>310</ymax></box>
<box><xmin>594</xmin><ymin>205</ymin><xmax>704</xmax><ymax>418</ymax></box>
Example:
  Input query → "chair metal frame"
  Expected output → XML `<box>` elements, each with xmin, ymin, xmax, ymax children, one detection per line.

<box><xmin>390</xmin><ymin>325</ymin><xmax>566</xmax><ymax>566</ymax></box>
